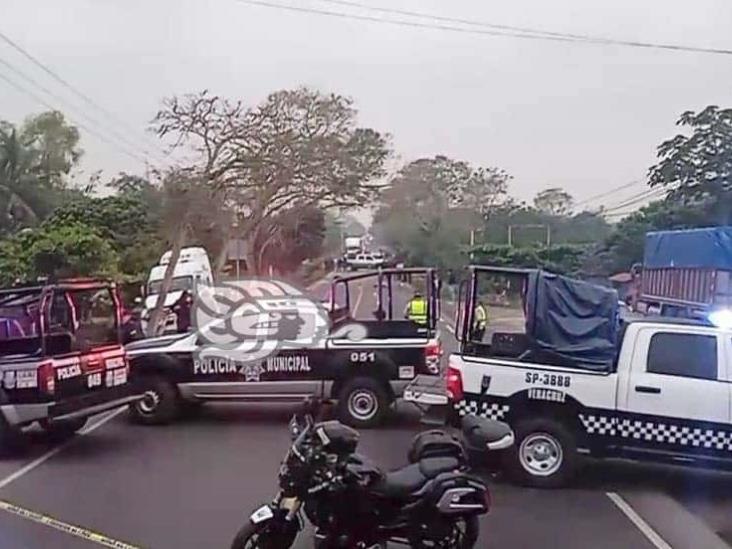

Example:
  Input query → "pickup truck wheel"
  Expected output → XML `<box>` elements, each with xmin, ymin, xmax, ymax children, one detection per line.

<box><xmin>337</xmin><ymin>377</ymin><xmax>388</xmax><ymax>429</ymax></box>
<box><xmin>128</xmin><ymin>376</ymin><xmax>180</xmax><ymax>425</ymax></box>
<box><xmin>506</xmin><ymin>418</ymin><xmax>578</xmax><ymax>488</ymax></box>
<box><xmin>39</xmin><ymin>418</ymin><xmax>87</xmax><ymax>442</ymax></box>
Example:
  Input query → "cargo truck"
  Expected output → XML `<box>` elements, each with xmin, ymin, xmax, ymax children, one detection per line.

<box><xmin>632</xmin><ymin>227</ymin><xmax>732</xmax><ymax>318</ymax></box>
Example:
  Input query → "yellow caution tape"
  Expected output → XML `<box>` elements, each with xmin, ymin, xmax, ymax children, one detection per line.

<box><xmin>0</xmin><ymin>499</ymin><xmax>142</xmax><ymax>549</ymax></box>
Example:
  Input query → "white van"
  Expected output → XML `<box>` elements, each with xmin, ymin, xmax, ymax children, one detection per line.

<box><xmin>142</xmin><ymin>247</ymin><xmax>214</xmax><ymax>334</ymax></box>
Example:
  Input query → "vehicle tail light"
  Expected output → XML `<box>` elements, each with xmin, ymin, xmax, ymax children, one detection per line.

<box><xmin>424</xmin><ymin>341</ymin><xmax>442</xmax><ymax>374</ymax></box>
<box><xmin>446</xmin><ymin>366</ymin><xmax>463</xmax><ymax>401</ymax></box>
<box><xmin>37</xmin><ymin>360</ymin><xmax>55</xmax><ymax>395</ymax></box>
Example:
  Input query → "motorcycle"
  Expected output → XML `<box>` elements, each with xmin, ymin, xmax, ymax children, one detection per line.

<box><xmin>231</xmin><ymin>398</ymin><xmax>514</xmax><ymax>548</ymax></box>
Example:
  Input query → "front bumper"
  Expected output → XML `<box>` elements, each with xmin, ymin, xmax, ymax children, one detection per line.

<box><xmin>0</xmin><ymin>386</ymin><xmax>144</xmax><ymax>427</ymax></box>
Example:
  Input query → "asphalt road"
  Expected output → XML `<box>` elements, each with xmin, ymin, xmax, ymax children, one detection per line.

<box><xmin>0</xmin><ymin>273</ymin><xmax>728</xmax><ymax>548</ymax></box>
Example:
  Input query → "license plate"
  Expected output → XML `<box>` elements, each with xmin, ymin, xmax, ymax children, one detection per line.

<box><xmin>250</xmin><ymin>505</ymin><xmax>273</xmax><ymax>524</ymax></box>
<box><xmin>105</xmin><ymin>368</ymin><xmax>127</xmax><ymax>388</ymax></box>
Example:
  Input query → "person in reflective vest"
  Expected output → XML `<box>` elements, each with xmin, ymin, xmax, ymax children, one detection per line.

<box><xmin>404</xmin><ymin>291</ymin><xmax>428</xmax><ymax>325</ymax></box>
<box><xmin>472</xmin><ymin>301</ymin><xmax>488</xmax><ymax>341</ymax></box>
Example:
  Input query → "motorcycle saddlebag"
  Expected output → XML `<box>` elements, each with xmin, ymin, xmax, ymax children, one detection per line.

<box><xmin>407</xmin><ymin>429</ymin><xmax>467</xmax><ymax>464</ymax></box>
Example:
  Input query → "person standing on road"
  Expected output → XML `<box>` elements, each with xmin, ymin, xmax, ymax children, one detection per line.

<box><xmin>404</xmin><ymin>290</ymin><xmax>428</xmax><ymax>325</ymax></box>
<box><xmin>471</xmin><ymin>300</ymin><xmax>488</xmax><ymax>341</ymax></box>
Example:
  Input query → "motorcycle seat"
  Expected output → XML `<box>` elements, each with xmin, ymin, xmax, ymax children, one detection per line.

<box><xmin>372</xmin><ymin>457</ymin><xmax>460</xmax><ymax>499</ymax></box>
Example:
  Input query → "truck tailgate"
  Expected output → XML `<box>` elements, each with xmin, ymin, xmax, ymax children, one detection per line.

<box><xmin>48</xmin><ymin>345</ymin><xmax>129</xmax><ymax>398</ymax></box>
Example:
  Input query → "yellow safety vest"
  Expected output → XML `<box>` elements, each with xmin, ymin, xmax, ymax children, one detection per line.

<box><xmin>407</xmin><ymin>298</ymin><xmax>428</xmax><ymax>325</ymax></box>
<box><xmin>474</xmin><ymin>304</ymin><xmax>488</xmax><ymax>328</ymax></box>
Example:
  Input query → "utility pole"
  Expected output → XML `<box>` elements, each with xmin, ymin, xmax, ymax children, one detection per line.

<box><xmin>469</xmin><ymin>229</ymin><xmax>476</xmax><ymax>261</ymax></box>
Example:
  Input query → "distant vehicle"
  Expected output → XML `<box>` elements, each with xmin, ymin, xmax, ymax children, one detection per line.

<box><xmin>347</xmin><ymin>252</ymin><xmax>386</xmax><ymax>270</ymax></box>
<box><xmin>141</xmin><ymin>247</ymin><xmax>214</xmax><ymax>335</ymax></box>
<box><xmin>344</xmin><ymin>236</ymin><xmax>363</xmax><ymax>254</ymax></box>
<box><xmin>632</xmin><ymin>227</ymin><xmax>732</xmax><ymax>318</ymax></box>
<box><xmin>0</xmin><ymin>280</ymin><xmax>140</xmax><ymax>450</ymax></box>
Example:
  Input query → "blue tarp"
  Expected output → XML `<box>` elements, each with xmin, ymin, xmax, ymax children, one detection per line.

<box><xmin>644</xmin><ymin>227</ymin><xmax>732</xmax><ymax>270</ymax></box>
<box><xmin>525</xmin><ymin>271</ymin><xmax>619</xmax><ymax>371</ymax></box>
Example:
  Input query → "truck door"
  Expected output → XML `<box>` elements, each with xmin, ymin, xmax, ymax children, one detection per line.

<box><xmin>620</xmin><ymin>327</ymin><xmax>729</xmax><ymax>425</ymax></box>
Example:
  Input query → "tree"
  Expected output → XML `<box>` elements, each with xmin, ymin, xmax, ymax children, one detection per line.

<box><xmin>257</xmin><ymin>206</ymin><xmax>326</xmax><ymax>273</ymax></box>
<box><xmin>0</xmin><ymin>111</ymin><xmax>83</xmax><ymax>234</ymax></box>
<box><xmin>20</xmin><ymin>111</ymin><xmax>82</xmax><ymax>189</ymax></box>
<box><xmin>0</xmin><ymin>222</ymin><xmax>117</xmax><ymax>285</ymax></box>
<box><xmin>583</xmin><ymin>198</ymin><xmax>711</xmax><ymax>276</ymax></box>
<box><xmin>471</xmin><ymin>243</ymin><xmax>587</xmax><ymax>275</ymax></box>
<box><xmin>533</xmin><ymin>187</ymin><xmax>574</xmax><ymax>216</ymax></box>
<box><xmin>373</xmin><ymin>156</ymin><xmax>509</xmax><ymax>271</ymax></box>
<box><xmin>649</xmin><ymin>105</ymin><xmax>732</xmax><ymax>223</ymax></box>
<box><xmin>152</xmin><ymin>88</ymin><xmax>390</xmax><ymax>274</ymax></box>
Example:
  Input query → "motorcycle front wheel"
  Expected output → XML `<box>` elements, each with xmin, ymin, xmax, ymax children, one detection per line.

<box><xmin>230</xmin><ymin>519</ymin><xmax>297</xmax><ymax>549</ymax></box>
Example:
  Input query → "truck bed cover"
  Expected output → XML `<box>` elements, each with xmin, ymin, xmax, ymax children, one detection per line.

<box><xmin>645</xmin><ymin>227</ymin><xmax>732</xmax><ymax>269</ymax></box>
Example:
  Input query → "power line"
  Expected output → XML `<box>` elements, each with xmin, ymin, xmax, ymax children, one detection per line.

<box><xmin>0</xmin><ymin>28</ymin><xmax>169</xmax><ymax>159</ymax></box>
<box><xmin>0</xmin><ymin>54</ymin><xmax>167</xmax><ymax>166</ymax></box>
<box><xmin>0</xmin><ymin>70</ymin><xmax>150</xmax><ymax>165</ymax></box>
<box><xmin>601</xmin><ymin>187</ymin><xmax>667</xmax><ymax>214</ymax></box>
<box><xmin>574</xmin><ymin>180</ymin><xmax>644</xmax><ymax>209</ymax></box>
<box><xmin>237</xmin><ymin>0</ymin><xmax>732</xmax><ymax>56</ymax></box>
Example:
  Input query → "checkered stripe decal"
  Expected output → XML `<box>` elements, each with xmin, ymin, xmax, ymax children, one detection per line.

<box><xmin>580</xmin><ymin>414</ymin><xmax>732</xmax><ymax>451</ymax></box>
<box><xmin>454</xmin><ymin>399</ymin><xmax>509</xmax><ymax>421</ymax></box>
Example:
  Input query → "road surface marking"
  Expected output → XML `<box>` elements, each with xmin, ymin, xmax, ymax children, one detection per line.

<box><xmin>0</xmin><ymin>498</ymin><xmax>141</xmax><ymax>549</ymax></box>
<box><xmin>606</xmin><ymin>492</ymin><xmax>673</xmax><ymax>549</ymax></box>
<box><xmin>0</xmin><ymin>406</ymin><xmax>125</xmax><ymax>491</ymax></box>
<box><xmin>440</xmin><ymin>317</ymin><xmax>456</xmax><ymax>335</ymax></box>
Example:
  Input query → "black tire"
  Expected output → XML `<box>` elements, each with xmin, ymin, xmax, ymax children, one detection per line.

<box><xmin>504</xmin><ymin>417</ymin><xmax>578</xmax><ymax>488</ymax></box>
<box><xmin>39</xmin><ymin>417</ymin><xmax>87</xmax><ymax>442</ymax></box>
<box><xmin>337</xmin><ymin>376</ymin><xmax>389</xmax><ymax>428</ymax></box>
<box><xmin>127</xmin><ymin>376</ymin><xmax>181</xmax><ymax>425</ymax></box>
<box><xmin>230</xmin><ymin>519</ymin><xmax>297</xmax><ymax>549</ymax></box>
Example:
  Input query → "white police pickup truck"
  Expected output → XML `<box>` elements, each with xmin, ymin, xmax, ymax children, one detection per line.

<box><xmin>449</xmin><ymin>318</ymin><xmax>732</xmax><ymax>487</ymax></box>
<box><xmin>411</xmin><ymin>266</ymin><xmax>732</xmax><ymax>488</ymax></box>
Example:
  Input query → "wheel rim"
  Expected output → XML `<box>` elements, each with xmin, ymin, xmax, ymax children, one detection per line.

<box><xmin>348</xmin><ymin>389</ymin><xmax>378</xmax><ymax>421</ymax></box>
<box><xmin>138</xmin><ymin>389</ymin><xmax>160</xmax><ymax>415</ymax></box>
<box><xmin>519</xmin><ymin>432</ymin><xmax>563</xmax><ymax>477</ymax></box>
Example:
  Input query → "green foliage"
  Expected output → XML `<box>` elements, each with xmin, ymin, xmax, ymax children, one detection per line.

<box><xmin>533</xmin><ymin>187</ymin><xmax>574</xmax><ymax>216</ymax></box>
<box><xmin>471</xmin><ymin>243</ymin><xmax>588</xmax><ymax>275</ymax></box>
<box><xmin>649</xmin><ymin>106</ymin><xmax>732</xmax><ymax>223</ymax></box>
<box><xmin>374</xmin><ymin>156</ymin><xmax>508</xmax><ymax>272</ymax></box>
<box><xmin>583</xmin><ymin>198</ymin><xmax>712</xmax><ymax>275</ymax></box>
<box><xmin>0</xmin><ymin>222</ymin><xmax>118</xmax><ymax>285</ymax></box>
<box><xmin>0</xmin><ymin>111</ymin><xmax>83</xmax><ymax>234</ymax></box>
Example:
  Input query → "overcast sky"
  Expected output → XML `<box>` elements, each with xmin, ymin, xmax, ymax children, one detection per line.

<box><xmin>3</xmin><ymin>0</ymin><xmax>732</xmax><ymax>218</ymax></box>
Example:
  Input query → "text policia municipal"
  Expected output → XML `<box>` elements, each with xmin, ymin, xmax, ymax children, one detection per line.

<box><xmin>193</xmin><ymin>355</ymin><xmax>312</xmax><ymax>375</ymax></box>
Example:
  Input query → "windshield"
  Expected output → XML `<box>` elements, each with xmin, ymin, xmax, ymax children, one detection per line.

<box><xmin>147</xmin><ymin>276</ymin><xmax>193</xmax><ymax>296</ymax></box>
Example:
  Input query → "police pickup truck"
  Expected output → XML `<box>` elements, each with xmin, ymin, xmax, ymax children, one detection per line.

<box><xmin>0</xmin><ymin>280</ymin><xmax>140</xmax><ymax>449</ymax></box>
<box><xmin>413</xmin><ymin>266</ymin><xmax>732</xmax><ymax>487</ymax></box>
<box><xmin>126</xmin><ymin>269</ymin><xmax>442</xmax><ymax>428</ymax></box>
